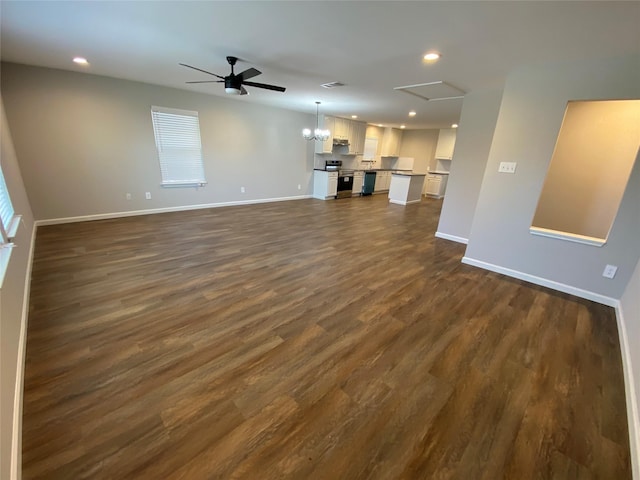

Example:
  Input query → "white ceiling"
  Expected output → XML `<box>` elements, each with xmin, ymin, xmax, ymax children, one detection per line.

<box><xmin>1</xmin><ymin>1</ymin><xmax>639</xmax><ymax>129</ymax></box>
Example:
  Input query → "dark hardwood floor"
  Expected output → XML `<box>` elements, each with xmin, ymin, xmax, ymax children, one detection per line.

<box><xmin>23</xmin><ymin>194</ymin><xmax>631</xmax><ymax>479</ymax></box>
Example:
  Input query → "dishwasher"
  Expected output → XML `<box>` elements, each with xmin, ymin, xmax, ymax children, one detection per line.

<box><xmin>362</xmin><ymin>171</ymin><xmax>376</xmax><ymax>196</ymax></box>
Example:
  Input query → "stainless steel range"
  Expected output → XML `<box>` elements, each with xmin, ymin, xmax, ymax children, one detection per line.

<box><xmin>336</xmin><ymin>168</ymin><xmax>354</xmax><ymax>199</ymax></box>
<box><xmin>324</xmin><ymin>160</ymin><xmax>353</xmax><ymax>199</ymax></box>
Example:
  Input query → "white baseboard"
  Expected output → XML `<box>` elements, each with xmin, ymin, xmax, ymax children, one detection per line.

<box><xmin>11</xmin><ymin>222</ymin><xmax>37</xmax><ymax>480</ymax></box>
<box><xmin>435</xmin><ymin>231</ymin><xmax>469</xmax><ymax>244</ymax></box>
<box><xmin>615</xmin><ymin>305</ymin><xmax>640</xmax><ymax>480</ymax></box>
<box><xmin>35</xmin><ymin>195</ymin><xmax>313</xmax><ymax>226</ymax></box>
<box><xmin>461</xmin><ymin>256</ymin><xmax>618</xmax><ymax>307</ymax></box>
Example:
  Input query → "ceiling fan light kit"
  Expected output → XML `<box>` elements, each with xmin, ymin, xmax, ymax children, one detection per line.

<box><xmin>181</xmin><ymin>56</ymin><xmax>285</xmax><ymax>96</ymax></box>
<box><xmin>303</xmin><ymin>102</ymin><xmax>330</xmax><ymax>141</ymax></box>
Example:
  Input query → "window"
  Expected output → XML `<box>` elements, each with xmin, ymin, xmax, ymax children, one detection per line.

<box><xmin>151</xmin><ymin>106</ymin><xmax>206</xmax><ymax>187</ymax></box>
<box><xmin>0</xmin><ymin>163</ymin><xmax>19</xmax><ymax>244</ymax></box>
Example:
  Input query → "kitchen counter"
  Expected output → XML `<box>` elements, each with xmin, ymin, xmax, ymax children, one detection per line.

<box><xmin>388</xmin><ymin>172</ymin><xmax>426</xmax><ymax>205</ymax></box>
<box><xmin>390</xmin><ymin>171</ymin><xmax>426</xmax><ymax>176</ymax></box>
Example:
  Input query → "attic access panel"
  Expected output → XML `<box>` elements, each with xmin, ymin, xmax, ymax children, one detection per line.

<box><xmin>394</xmin><ymin>81</ymin><xmax>465</xmax><ymax>101</ymax></box>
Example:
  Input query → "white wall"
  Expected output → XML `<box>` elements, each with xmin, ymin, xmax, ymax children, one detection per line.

<box><xmin>1</xmin><ymin>62</ymin><xmax>315</xmax><ymax>221</ymax></box>
<box><xmin>464</xmin><ymin>54</ymin><xmax>640</xmax><ymax>300</ymax></box>
<box><xmin>619</xmin><ymin>257</ymin><xmax>640</xmax><ymax>479</ymax></box>
<box><xmin>0</xmin><ymin>96</ymin><xmax>36</xmax><ymax>480</ymax></box>
<box><xmin>436</xmin><ymin>88</ymin><xmax>503</xmax><ymax>243</ymax></box>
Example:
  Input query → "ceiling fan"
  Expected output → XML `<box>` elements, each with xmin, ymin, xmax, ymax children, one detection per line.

<box><xmin>180</xmin><ymin>56</ymin><xmax>286</xmax><ymax>95</ymax></box>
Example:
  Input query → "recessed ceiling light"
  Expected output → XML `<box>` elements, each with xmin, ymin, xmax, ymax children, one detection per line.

<box><xmin>351</xmin><ymin>115</ymin><xmax>358</xmax><ymax>119</ymax></box>
<box><xmin>73</xmin><ymin>57</ymin><xmax>89</xmax><ymax>65</ymax></box>
<box><xmin>423</xmin><ymin>52</ymin><xmax>441</xmax><ymax>62</ymax></box>
<box><xmin>400</xmin><ymin>125</ymin><xmax>406</xmax><ymax>129</ymax></box>
<box><xmin>451</xmin><ymin>123</ymin><xmax>459</xmax><ymax>128</ymax></box>
<box><xmin>409</xmin><ymin>111</ymin><xmax>416</xmax><ymax>117</ymax></box>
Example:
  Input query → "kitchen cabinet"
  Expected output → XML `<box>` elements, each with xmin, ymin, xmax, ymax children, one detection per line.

<box><xmin>348</xmin><ymin>121</ymin><xmax>366</xmax><ymax>155</ymax></box>
<box><xmin>314</xmin><ymin>115</ymin><xmax>335</xmax><ymax>154</ymax></box>
<box><xmin>435</xmin><ymin>128</ymin><xmax>457</xmax><ymax>160</ymax></box>
<box><xmin>374</xmin><ymin>171</ymin><xmax>392</xmax><ymax>192</ymax></box>
<box><xmin>313</xmin><ymin>170</ymin><xmax>338</xmax><ymax>200</ymax></box>
<box><xmin>380</xmin><ymin>127</ymin><xmax>403</xmax><ymax>157</ymax></box>
<box><xmin>333</xmin><ymin>117</ymin><xmax>350</xmax><ymax>141</ymax></box>
<box><xmin>352</xmin><ymin>171</ymin><xmax>364</xmax><ymax>196</ymax></box>
<box><xmin>425</xmin><ymin>173</ymin><xmax>449</xmax><ymax>198</ymax></box>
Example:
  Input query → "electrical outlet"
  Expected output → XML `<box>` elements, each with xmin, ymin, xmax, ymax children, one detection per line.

<box><xmin>125</xmin><ymin>193</ymin><xmax>132</xmax><ymax>200</ymax></box>
<box><xmin>241</xmin><ymin>186</ymin><xmax>245</xmax><ymax>193</ymax></box>
<box><xmin>498</xmin><ymin>162</ymin><xmax>517</xmax><ymax>174</ymax></box>
<box><xmin>602</xmin><ymin>264</ymin><xmax>618</xmax><ymax>279</ymax></box>
<box><xmin>145</xmin><ymin>192</ymin><xmax>151</xmax><ymax>200</ymax></box>
<box><xmin>298</xmin><ymin>184</ymin><xmax>302</xmax><ymax>190</ymax></box>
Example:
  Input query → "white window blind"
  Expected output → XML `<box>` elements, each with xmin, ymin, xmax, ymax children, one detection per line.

<box><xmin>151</xmin><ymin>106</ymin><xmax>206</xmax><ymax>187</ymax></box>
<box><xmin>0</xmin><ymin>163</ymin><xmax>17</xmax><ymax>243</ymax></box>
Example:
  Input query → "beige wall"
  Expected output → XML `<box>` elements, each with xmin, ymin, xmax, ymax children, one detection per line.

<box><xmin>398</xmin><ymin>129</ymin><xmax>439</xmax><ymax>174</ymax></box>
<box><xmin>436</xmin><ymin>88</ymin><xmax>504</xmax><ymax>241</ymax></box>
<box><xmin>532</xmin><ymin>100</ymin><xmax>640</xmax><ymax>240</ymax></box>
<box><xmin>1</xmin><ymin>62</ymin><xmax>315</xmax><ymax>221</ymax></box>
<box><xmin>0</xmin><ymin>96</ymin><xmax>36</xmax><ymax>480</ymax></box>
<box><xmin>465</xmin><ymin>53</ymin><xmax>640</xmax><ymax>299</ymax></box>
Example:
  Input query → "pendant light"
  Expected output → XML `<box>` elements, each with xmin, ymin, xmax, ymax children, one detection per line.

<box><xmin>303</xmin><ymin>101</ymin><xmax>330</xmax><ymax>141</ymax></box>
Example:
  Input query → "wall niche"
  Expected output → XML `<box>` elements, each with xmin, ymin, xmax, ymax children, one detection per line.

<box><xmin>531</xmin><ymin>99</ymin><xmax>639</xmax><ymax>246</ymax></box>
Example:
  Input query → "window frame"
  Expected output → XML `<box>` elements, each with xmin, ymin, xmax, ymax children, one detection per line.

<box><xmin>150</xmin><ymin>106</ymin><xmax>207</xmax><ymax>188</ymax></box>
<box><xmin>0</xmin><ymin>162</ymin><xmax>19</xmax><ymax>244</ymax></box>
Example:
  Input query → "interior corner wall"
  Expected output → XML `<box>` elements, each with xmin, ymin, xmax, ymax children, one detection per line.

<box><xmin>436</xmin><ymin>88</ymin><xmax>504</xmax><ymax>241</ymax></box>
<box><xmin>398</xmin><ymin>129</ymin><xmax>439</xmax><ymax>175</ymax></box>
<box><xmin>0</xmin><ymin>62</ymin><xmax>315</xmax><ymax>222</ymax></box>
<box><xmin>1</xmin><ymin>95</ymin><xmax>36</xmax><ymax>480</ymax></box>
<box><xmin>464</xmin><ymin>54</ymin><xmax>640</xmax><ymax>300</ymax></box>
<box><xmin>619</xmin><ymin>256</ymin><xmax>640</xmax><ymax>479</ymax></box>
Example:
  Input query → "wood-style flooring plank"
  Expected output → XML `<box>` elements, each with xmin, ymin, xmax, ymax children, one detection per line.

<box><xmin>22</xmin><ymin>195</ymin><xmax>631</xmax><ymax>479</ymax></box>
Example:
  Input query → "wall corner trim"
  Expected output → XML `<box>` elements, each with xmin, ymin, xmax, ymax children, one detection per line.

<box><xmin>435</xmin><ymin>231</ymin><xmax>469</xmax><ymax>244</ymax></box>
<box><xmin>460</xmin><ymin>256</ymin><xmax>618</xmax><ymax>307</ymax></box>
<box><xmin>615</xmin><ymin>304</ymin><xmax>640</xmax><ymax>480</ymax></box>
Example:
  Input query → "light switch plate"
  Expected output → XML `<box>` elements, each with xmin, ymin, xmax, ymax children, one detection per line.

<box><xmin>499</xmin><ymin>162</ymin><xmax>517</xmax><ymax>173</ymax></box>
<box><xmin>602</xmin><ymin>264</ymin><xmax>618</xmax><ymax>279</ymax></box>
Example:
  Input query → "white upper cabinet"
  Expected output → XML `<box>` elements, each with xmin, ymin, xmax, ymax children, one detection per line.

<box><xmin>333</xmin><ymin>117</ymin><xmax>350</xmax><ymax>140</ymax></box>
<box><xmin>435</xmin><ymin>128</ymin><xmax>457</xmax><ymax>160</ymax></box>
<box><xmin>314</xmin><ymin>115</ymin><xmax>335</xmax><ymax>154</ymax></box>
<box><xmin>348</xmin><ymin>121</ymin><xmax>366</xmax><ymax>155</ymax></box>
<box><xmin>380</xmin><ymin>127</ymin><xmax>403</xmax><ymax>157</ymax></box>
<box><xmin>315</xmin><ymin>116</ymin><xmax>367</xmax><ymax>155</ymax></box>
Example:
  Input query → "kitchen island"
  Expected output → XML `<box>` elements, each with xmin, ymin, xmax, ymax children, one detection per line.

<box><xmin>388</xmin><ymin>172</ymin><xmax>426</xmax><ymax>205</ymax></box>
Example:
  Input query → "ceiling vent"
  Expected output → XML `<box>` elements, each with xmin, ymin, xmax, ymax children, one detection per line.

<box><xmin>321</xmin><ymin>81</ymin><xmax>345</xmax><ymax>89</ymax></box>
<box><xmin>394</xmin><ymin>81</ymin><xmax>465</xmax><ymax>101</ymax></box>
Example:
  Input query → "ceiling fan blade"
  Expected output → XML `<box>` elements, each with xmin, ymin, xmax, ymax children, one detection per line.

<box><xmin>186</xmin><ymin>80</ymin><xmax>224</xmax><ymax>84</ymax></box>
<box><xmin>237</xmin><ymin>67</ymin><xmax>261</xmax><ymax>81</ymax></box>
<box><xmin>179</xmin><ymin>63</ymin><xmax>225</xmax><ymax>79</ymax></box>
<box><xmin>240</xmin><ymin>86</ymin><xmax>248</xmax><ymax>95</ymax></box>
<box><xmin>242</xmin><ymin>81</ymin><xmax>286</xmax><ymax>93</ymax></box>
